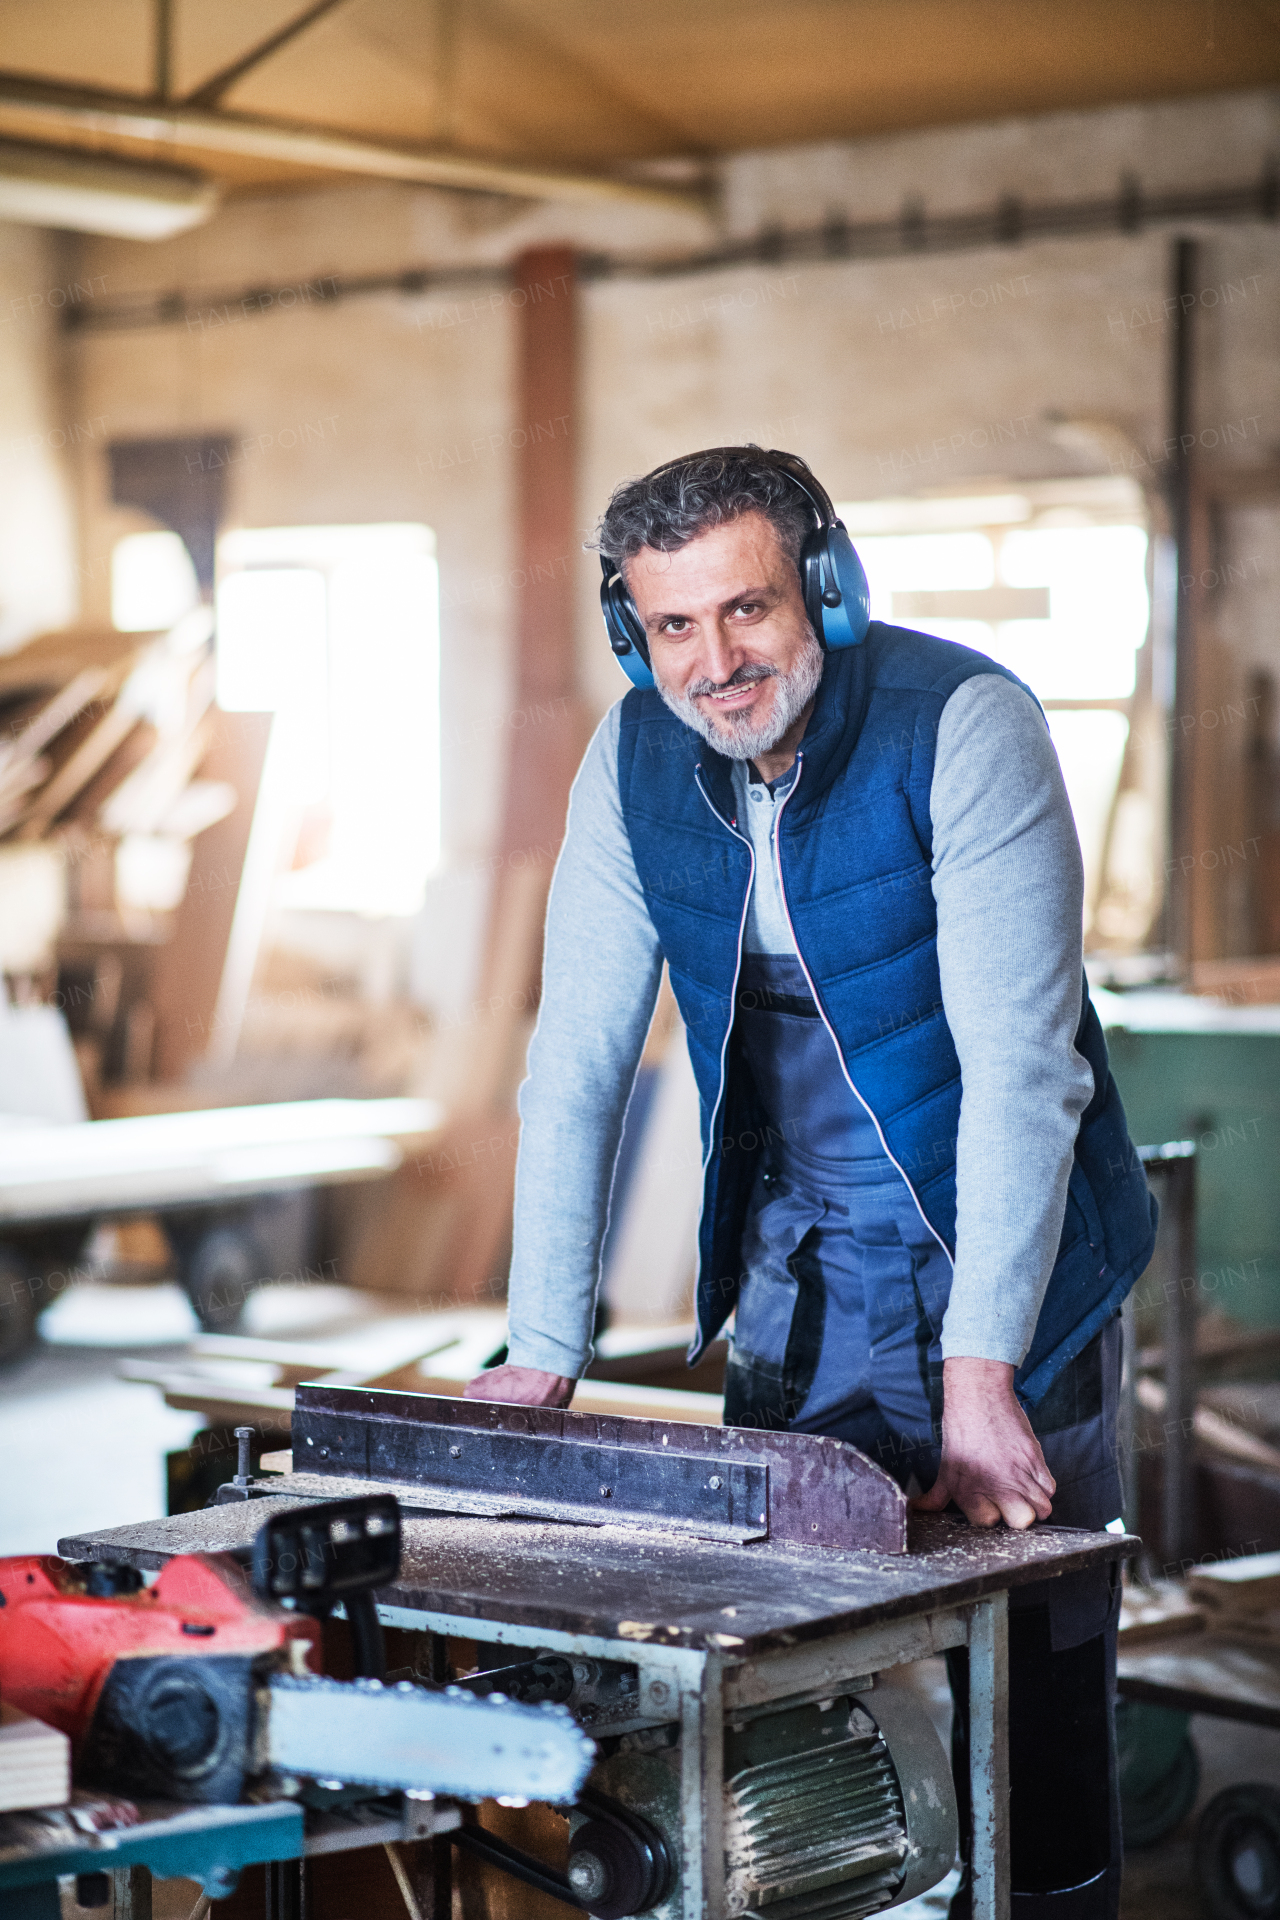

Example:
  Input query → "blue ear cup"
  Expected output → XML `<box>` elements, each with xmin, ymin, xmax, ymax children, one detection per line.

<box><xmin>805</xmin><ymin>521</ymin><xmax>871</xmax><ymax>652</ymax></box>
<box><xmin>600</xmin><ymin>558</ymin><xmax>656</xmax><ymax>689</ymax></box>
<box><xmin>613</xmin><ymin>642</ymin><xmax>657</xmax><ymax>692</ymax></box>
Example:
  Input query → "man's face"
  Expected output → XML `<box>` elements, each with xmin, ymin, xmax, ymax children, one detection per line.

<box><xmin>626</xmin><ymin>510</ymin><xmax>823</xmax><ymax>759</ymax></box>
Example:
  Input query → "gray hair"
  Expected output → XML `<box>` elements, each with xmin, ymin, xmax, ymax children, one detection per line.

<box><xmin>591</xmin><ymin>445</ymin><xmax>812</xmax><ymax>573</ymax></box>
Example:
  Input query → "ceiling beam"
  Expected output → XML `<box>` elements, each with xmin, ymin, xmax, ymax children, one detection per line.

<box><xmin>183</xmin><ymin>0</ymin><xmax>351</xmax><ymax>109</ymax></box>
<box><xmin>153</xmin><ymin>0</ymin><xmax>173</xmax><ymax>101</ymax></box>
<box><xmin>0</xmin><ymin>72</ymin><xmax>710</xmax><ymax>216</ymax></box>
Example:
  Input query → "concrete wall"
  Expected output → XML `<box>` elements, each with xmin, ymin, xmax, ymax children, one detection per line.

<box><xmin>0</xmin><ymin>223</ymin><xmax>80</xmax><ymax>651</ymax></box>
<box><xmin>61</xmin><ymin>89</ymin><xmax>1280</xmax><ymax>891</ymax></box>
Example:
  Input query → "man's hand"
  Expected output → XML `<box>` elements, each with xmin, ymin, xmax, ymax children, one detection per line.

<box><xmin>913</xmin><ymin>1356</ymin><xmax>1055</xmax><ymax>1530</ymax></box>
<box><xmin>464</xmin><ymin>1364</ymin><xmax>575</xmax><ymax>1408</ymax></box>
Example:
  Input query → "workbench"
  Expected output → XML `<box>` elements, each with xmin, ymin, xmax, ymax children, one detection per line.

<box><xmin>0</xmin><ymin>1095</ymin><xmax>442</xmax><ymax>1353</ymax></box>
<box><xmin>60</xmin><ymin>1456</ymin><xmax>1131</xmax><ymax>1920</ymax></box>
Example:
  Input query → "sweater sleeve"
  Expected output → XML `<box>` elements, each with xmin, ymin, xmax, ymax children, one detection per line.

<box><xmin>930</xmin><ymin>672</ymin><xmax>1096</xmax><ymax>1367</ymax></box>
<box><xmin>504</xmin><ymin>703</ymin><xmax>664</xmax><ymax>1377</ymax></box>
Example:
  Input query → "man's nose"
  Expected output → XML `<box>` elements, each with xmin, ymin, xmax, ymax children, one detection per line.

<box><xmin>699</xmin><ymin>624</ymin><xmax>741</xmax><ymax>687</ymax></box>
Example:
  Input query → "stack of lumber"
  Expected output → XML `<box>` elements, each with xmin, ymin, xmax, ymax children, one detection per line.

<box><xmin>0</xmin><ymin>1704</ymin><xmax>70</xmax><ymax>1813</ymax></box>
<box><xmin>1120</xmin><ymin>1553</ymin><xmax>1280</xmax><ymax>1654</ymax></box>
<box><xmin>1187</xmin><ymin>1550</ymin><xmax>1280</xmax><ymax>1645</ymax></box>
<box><xmin>1118</xmin><ymin>1577</ymin><xmax>1205</xmax><ymax>1648</ymax></box>
<box><xmin>0</xmin><ymin>612</ymin><xmax>234</xmax><ymax>930</ymax></box>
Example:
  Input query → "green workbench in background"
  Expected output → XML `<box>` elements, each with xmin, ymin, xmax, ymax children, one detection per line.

<box><xmin>1098</xmin><ymin>991</ymin><xmax>1280</xmax><ymax>1330</ymax></box>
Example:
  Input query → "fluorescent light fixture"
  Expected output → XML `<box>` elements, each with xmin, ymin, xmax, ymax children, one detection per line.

<box><xmin>0</xmin><ymin>140</ymin><xmax>218</xmax><ymax>240</ymax></box>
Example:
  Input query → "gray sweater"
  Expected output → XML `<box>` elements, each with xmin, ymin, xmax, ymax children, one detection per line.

<box><xmin>505</xmin><ymin>671</ymin><xmax>1095</xmax><ymax>1379</ymax></box>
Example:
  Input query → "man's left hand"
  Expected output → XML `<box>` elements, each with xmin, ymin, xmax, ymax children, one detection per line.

<box><xmin>464</xmin><ymin>1363</ymin><xmax>575</xmax><ymax>1408</ymax></box>
<box><xmin>913</xmin><ymin>1356</ymin><xmax>1055</xmax><ymax>1529</ymax></box>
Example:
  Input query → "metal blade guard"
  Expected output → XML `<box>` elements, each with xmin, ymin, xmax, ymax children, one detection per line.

<box><xmin>288</xmin><ymin>1385</ymin><xmax>907</xmax><ymax>1552</ymax></box>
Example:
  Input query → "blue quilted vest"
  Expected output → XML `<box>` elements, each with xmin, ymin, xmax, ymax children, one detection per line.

<box><xmin>616</xmin><ymin>622</ymin><xmax>1157</xmax><ymax>1404</ymax></box>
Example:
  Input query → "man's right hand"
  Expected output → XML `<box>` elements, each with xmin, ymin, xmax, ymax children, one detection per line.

<box><xmin>464</xmin><ymin>1364</ymin><xmax>576</xmax><ymax>1408</ymax></box>
<box><xmin>913</xmin><ymin>1355</ymin><xmax>1055</xmax><ymax>1530</ymax></box>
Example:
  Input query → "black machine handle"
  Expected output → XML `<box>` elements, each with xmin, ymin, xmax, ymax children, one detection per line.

<box><xmin>250</xmin><ymin>1494</ymin><xmax>401</xmax><ymax>1680</ymax></box>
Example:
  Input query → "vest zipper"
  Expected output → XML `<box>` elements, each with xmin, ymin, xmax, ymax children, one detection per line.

<box><xmin>771</xmin><ymin>752</ymin><xmax>955</xmax><ymax>1271</ymax></box>
<box><xmin>692</xmin><ymin>764</ymin><xmax>756</xmax><ymax>1350</ymax></box>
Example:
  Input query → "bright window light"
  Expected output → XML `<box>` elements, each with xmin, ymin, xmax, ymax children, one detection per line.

<box><xmin>215</xmin><ymin>524</ymin><xmax>439</xmax><ymax>917</ymax></box>
<box><xmin>111</xmin><ymin>530</ymin><xmax>199</xmax><ymax>631</ymax></box>
<box><xmin>989</xmin><ymin>525</ymin><xmax>1149</xmax><ymax>700</ymax></box>
<box><xmin>856</xmin><ymin>533</ymin><xmax>994</xmax><ymax>614</ymax></box>
<box><xmin>1045</xmin><ymin>709</ymin><xmax>1132</xmax><ymax>889</ymax></box>
<box><xmin>215</xmin><ymin>568</ymin><xmax>327</xmax><ymax>715</ymax></box>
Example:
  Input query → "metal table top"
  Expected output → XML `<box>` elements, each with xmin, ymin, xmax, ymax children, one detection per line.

<box><xmin>60</xmin><ymin>1500</ymin><xmax>1131</xmax><ymax>1658</ymax></box>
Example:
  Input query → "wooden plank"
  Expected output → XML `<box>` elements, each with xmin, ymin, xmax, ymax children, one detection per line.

<box><xmin>145</xmin><ymin>1372</ymin><xmax>724</xmax><ymax>1433</ymax></box>
<box><xmin>1188</xmin><ymin>1548</ymin><xmax>1280</xmax><ymax>1615</ymax></box>
<box><xmin>15</xmin><ymin>676</ymin><xmax>141</xmax><ymax>838</ymax></box>
<box><xmin>0</xmin><ymin>1705</ymin><xmax>70</xmax><ymax>1813</ymax></box>
<box><xmin>150</xmin><ymin>709</ymin><xmax>272</xmax><ymax>1080</ymax></box>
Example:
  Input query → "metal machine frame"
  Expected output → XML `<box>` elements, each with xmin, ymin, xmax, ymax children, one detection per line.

<box><xmin>47</xmin><ymin>1386</ymin><xmax>1130</xmax><ymax>1920</ymax></box>
<box><xmin>371</xmin><ymin>1587</ymin><xmax>1012</xmax><ymax>1920</ymax></box>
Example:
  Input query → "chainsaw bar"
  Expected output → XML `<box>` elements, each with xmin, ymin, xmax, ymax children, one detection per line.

<box><xmin>267</xmin><ymin>1674</ymin><xmax>595</xmax><ymax>1803</ymax></box>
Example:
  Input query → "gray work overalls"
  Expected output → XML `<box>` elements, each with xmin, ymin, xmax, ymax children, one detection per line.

<box><xmin>723</xmin><ymin>784</ymin><xmax>1124</xmax><ymax>1919</ymax></box>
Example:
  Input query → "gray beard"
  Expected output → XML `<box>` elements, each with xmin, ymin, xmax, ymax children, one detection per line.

<box><xmin>656</xmin><ymin>631</ymin><xmax>825</xmax><ymax>760</ymax></box>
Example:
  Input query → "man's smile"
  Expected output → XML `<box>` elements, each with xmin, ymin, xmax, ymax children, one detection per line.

<box><xmin>702</xmin><ymin>680</ymin><xmax>766</xmax><ymax>707</ymax></box>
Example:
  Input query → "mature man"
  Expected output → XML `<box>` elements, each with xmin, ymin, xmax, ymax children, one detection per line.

<box><xmin>468</xmin><ymin>448</ymin><xmax>1156</xmax><ymax>1918</ymax></box>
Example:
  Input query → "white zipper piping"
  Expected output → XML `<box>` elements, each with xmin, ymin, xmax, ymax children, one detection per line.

<box><xmin>770</xmin><ymin>751</ymin><xmax>956</xmax><ymax>1270</ymax></box>
<box><xmin>691</xmin><ymin>764</ymin><xmax>756</xmax><ymax>1353</ymax></box>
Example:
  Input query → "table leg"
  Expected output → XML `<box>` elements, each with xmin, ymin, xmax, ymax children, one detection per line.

<box><xmin>969</xmin><ymin>1594</ymin><xmax>1010</xmax><ymax>1920</ymax></box>
<box><xmin>112</xmin><ymin>1866</ymin><xmax>152</xmax><ymax>1920</ymax></box>
<box><xmin>1162</xmin><ymin>1150</ymin><xmax>1199</xmax><ymax>1568</ymax></box>
<box><xmin>680</xmin><ymin>1653</ymin><xmax>724</xmax><ymax>1920</ymax></box>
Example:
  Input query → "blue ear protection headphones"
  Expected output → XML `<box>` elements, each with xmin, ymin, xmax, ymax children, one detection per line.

<box><xmin>598</xmin><ymin>447</ymin><xmax>871</xmax><ymax>692</ymax></box>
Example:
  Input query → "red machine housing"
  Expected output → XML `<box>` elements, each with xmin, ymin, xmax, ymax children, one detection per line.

<box><xmin>0</xmin><ymin>1554</ymin><xmax>318</xmax><ymax>1757</ymax></box>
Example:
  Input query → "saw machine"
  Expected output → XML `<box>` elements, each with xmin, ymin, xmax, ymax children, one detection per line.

<box><xmin>0</xmin><ymin>1483</ymin><xmax>593</xmax><ymax>1920</ymax></box>
<box><xmin>46</xmin><ymin>1383</ymin><xmax>1132</xmax><ymax>1920</ymax></box>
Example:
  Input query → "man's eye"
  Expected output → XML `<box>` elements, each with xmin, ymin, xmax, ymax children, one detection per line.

<box><xmin>734</xmin><ymin>602</ymin><xmax>759</xmax><ymax>616</ymax></box>
<box><xmin>662</xmin><ymin>618</ymin><xmax>689</xmax><ymax>634</ymax></box>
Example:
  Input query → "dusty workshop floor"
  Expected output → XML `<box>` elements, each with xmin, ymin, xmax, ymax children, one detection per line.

<box><xmin>10</xmin><ymin>1278</ymin><xmax>1280</xmax><ymax>1919</ymax></box>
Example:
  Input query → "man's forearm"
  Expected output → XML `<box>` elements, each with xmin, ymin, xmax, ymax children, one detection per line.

<box><xmin>931</xmin><ymin>673</ymin><xmax>1095</xmax><ymax>1368</ymax></box>
<box><xmin>503</xmin><ymin>705</ymin><xmax>665</xmax><ymax>1377</ymax></box>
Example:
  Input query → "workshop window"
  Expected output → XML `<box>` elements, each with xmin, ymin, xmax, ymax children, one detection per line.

<box><xmin>111</xmin><ymin>530</ymin><xmax>200</xmax><ymax>631</ymax></box>
<box><xmin>215</xmin><ymin>523</ymin><xmax>440</xmax><ymax>917</ymax></box>
<box><xmin>840</xmin><ymin>483</ymin><xmax>1153</xmax><ymax>946</ymax></box>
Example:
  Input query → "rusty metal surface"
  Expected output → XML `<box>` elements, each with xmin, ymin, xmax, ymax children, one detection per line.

<box><xmin>291</xmin><ymin>1385</ymin><xmax>910</xmax><ymax>1553</ymax></box>
<box><xmin>59</xmin><ymin>1501</ymin><xmax>1130</xmax><ymax>1658</ymax></box>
